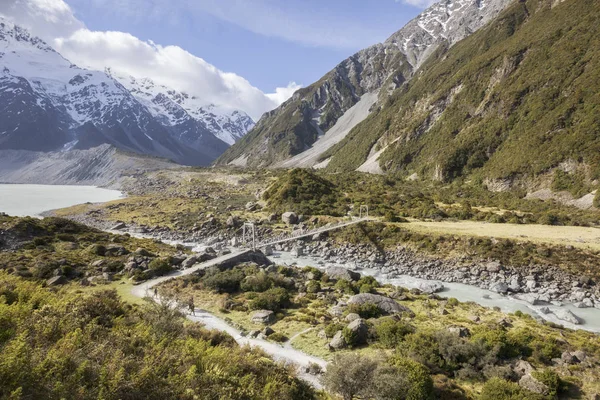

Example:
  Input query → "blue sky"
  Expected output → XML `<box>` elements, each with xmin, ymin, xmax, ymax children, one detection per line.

<box><xmin>1</xmin><ymin>0</ymin><xmax>433</xmax><ymax>119</ymax></box>
<box><xmin>64</xmin><ymin>0</ymin><xmax>428</xmax><ymax>93</ymax></box>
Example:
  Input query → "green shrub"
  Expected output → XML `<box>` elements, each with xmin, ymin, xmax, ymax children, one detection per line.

<box><xmin>306</xmin><ymin>280</ymin><xmax>321</xmax><ymax>293</ymax></box>
<box><xmin>446</xmin><ymin>298</ymin><xmax>459</xmax><ymax>307</ymax></box>
<box><xmin>532</xmin><ymin>369</ymin><xmax>561</xmax><ymax>398</ymax></box>
<box><xmin>324</xmin><ymin>323</ymin><xmax>344</xmax><ymax>338</ymax></box>
<box><xmin>269</xmin><ymin>332</ymin><xmax>288</xmax><ymax>343</ymax></box>
<box><xmin>148</xmin><ymin>258</ymin><xmax>173</xmax><ymax>276</ymax></box>
<box><xmin>302</xmin><ymin>266</ymin><xmax>322</xmax><ymax>280</ymax></box>
<box><xmin>389</xmin><ymin>357</ymin><xmax>434</xmax><ymax>400</ymax></box>
<box><xmin>249</xmin><ymin>288</ymin><xmax>290</xmax><ymax>312</ymax></box>
<box><xmin>375</xmin><ymin>318</ymin><xmax>414</xmax><ymax>348</ymax></box>
<box><xmin>334</xmin><ymin>279</ymin><xmax>357</xmax><ymax>295</ymax></box>
<box><xmin>346</xmin><ymin>302</ymin><xmax>382</xmax><ymax>319</ymax></box>
<box><xmin>202</xmin><ymin>269</ymin><xmax>245</xmax><ymax>293</ymax></box>
<box><xmin>240</xmin><ymin>272</ymin><xmax>273</xmax><ymax>292</ymax></box>
<box><xmin>480</xmin><ymin>378</ymin><xmax>534</xmax><ymax>400</ymax></box>
<box><xmin>87</xmin><ymin>244</ymin><xmax>106</xmax><ymax>256</ymax></box>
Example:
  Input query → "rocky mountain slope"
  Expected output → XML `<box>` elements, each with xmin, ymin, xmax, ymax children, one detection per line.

<box><xmin>320</xmin><ymin>0</ymin><xmax>600</xmax><ymax>189</ymax></box>
<box><xmin>0</xmin><ymin>20</ymin><xmax>252</xmax><ymax>166</ymax></box>
<box><xmin>0</xmin><ymin>144</ymin><xmax>178</xmax><ymax>187</ymax></box>
<box><xmin>215</xmin><ymin>0</ymin><xmax>512</xmax><ymax>168</ymax></box>
<box><xmin>112</xmin><ymin>73</ymin><xmax>254</xmax><ymax>146</ymax></box>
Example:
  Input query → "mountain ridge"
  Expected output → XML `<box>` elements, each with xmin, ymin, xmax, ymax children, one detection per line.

<box><xmin>215</xmin><ymin>0</ymin><xmax>513</xmax><ymax>168</ymax></box>
<box><xmin>0</xmin><ymin>19</ymin><xmax>253</xmax><ymax>166</ymax></box>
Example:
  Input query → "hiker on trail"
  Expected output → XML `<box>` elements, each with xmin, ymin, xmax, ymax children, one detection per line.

<box><xmin>153</xmin><ymin>287</ymin><xmax>158</xmax><ymax>297</ymax></box>
<box><xmin>188</xmin><ymin>297</ymin><xmax>195</xmax><ymax>316</ymax></box>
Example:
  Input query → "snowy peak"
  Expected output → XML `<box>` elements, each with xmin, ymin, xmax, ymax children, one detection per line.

<box><xmin>387</xmin><ymin>0</ymin><xmax>511</xmax><ymax>68</ymax></box>
<box><xmin>0</xmin><ymin>19</ymin><xmax>55</xmax><ymax>53</ymax></box>
<box><xmin>111</xmin><ymin>72</ymin><xmax>254</xmax><ymax>145</ymax></box>
<box><xmin>0</xmin><ymin>20</ymin><xmax>244</xmax><ymax>165</ymax></box>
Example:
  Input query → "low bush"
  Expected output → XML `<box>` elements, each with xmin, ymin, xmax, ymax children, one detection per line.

<box><xmin>202</xmin><ymin>269</ymin><xmax>245</xmax><ymax>293</ymax></box>
<box><xmin>375</xmin><ymin>318</ymin><xmax>414</xmax><ymax>348</ymax></box>
<box><xmin>249</xmin><ymin>288</ymin><xmax>290</xmax><ymax>312</ymax></box>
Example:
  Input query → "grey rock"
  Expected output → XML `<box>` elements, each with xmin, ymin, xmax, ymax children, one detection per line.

<box><xmin>415</xmin><ymin>281</ymin><xmax>444</xmax><ymax>294</ymax></box>
<box><xmin>282</xmin><ymin>212</ymin><xmax>298</xmax><ymax>225</ymax></box>
<box><xmin>513</xmin><ymin>360</ymin><xmax>534</xmax><ymax>377</ymax></box>
<box><xmin>329</xmin><ymin>331</ymin><xmax>346</xmax><ymax>350</ymax></box>
<box><xmin>447</xmin><ymin>326</ymin><xmax>470</xmax><ymax>338</ymax></box>
<box><xmin>553</xmin><ymin>309</ymin><xmax>582</xmax><ymax>325</ymax></box>
<box><xmin>326</xmin><ymin>266</ymin><xmax>361</xmax><ymax>281</ymax></box>
<box><xmin>328</xmin><ymin>305</ymin><xmax>346</xmax><ymax>318</ymax></box>
<box><xmin>46</xmin><ymin>275</ymin><xmax>68</xmax><ymax>286</ymax></box>
<box><xmin>519</xmin><ymin>374</ymin><xmax>549</xmax><ymax>395</ymax></box>
<box><xmin>490</xmin><ymin>282</ymin><xmax>509</xmax><ymax>294</ymax></box>
<box><xmin>263</xmin><ymin>245</ymin><xmax>274</xmax><ymax>256</ymax></box>
<box><xmin>251</xmin><ymin>310</ymin><xmax>275</xmax><ymax>324</ymax></box>
<box><xmin>111</xmin><ymin>222</ymin><xmax>126</xmax><ymax>230</ymax></box>
<box><xmin>347</xmin><ymin>293</ymin><xmax>412</xmax><ymax>315</ymax></box>
<box><xmin>262</xmin><ymin>326</ymin><xmax>275</xmax><ymax>337</ymax></box>
<box><xmin>291</xmin><ymin>246</ymin><xmax>304</xmax><ymax>257</ymax></box>
<box><xmin>561</xmin><ymin>351</ymin><xmax>580</xmax><ymax>364</ymax></box>
<box><xmin>346</xmin><ymin>318</ymin><xmax>369</xmax><ymax>344</ymax></box>
<box><xmin>345</xmin><ymin>313</ymin><xmax>361</xmax><ymax>323</ymax></box>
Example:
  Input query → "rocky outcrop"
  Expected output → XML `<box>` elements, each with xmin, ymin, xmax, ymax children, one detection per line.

<box><xmin>251</xmin><ymin>310</ymin><xmax>274</xmax><ymax>324</ymax></box>
<box><xmin>347</xmin><ymin>293</ymin><xmax>411</xmax><ymax>315</ymax></box>
<box><xmin>326</xmin><ymin>266</ymin><xmax>361</xmax><ymax>282</ymax></box>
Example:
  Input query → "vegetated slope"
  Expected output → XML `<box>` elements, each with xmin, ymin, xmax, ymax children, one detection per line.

<box><xmin>324</xmin><ymin>0</ymin><xmax>600</xmax><ymax>188</ymax></box>
<box><xmin>0</xmin><ymin>273</ymin><xmax>315</xmax><ymax>399</ymax></box>
<box><xmin>215</xmin><ymin>0</ymin><xmax>512</xmax><ymax>168</ymax></box>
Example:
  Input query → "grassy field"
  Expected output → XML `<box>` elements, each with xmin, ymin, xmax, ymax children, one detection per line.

<box><xmin>402</xmin><ymin>219</ymin><xmax>600</xmax><ymax>251</ymax></box>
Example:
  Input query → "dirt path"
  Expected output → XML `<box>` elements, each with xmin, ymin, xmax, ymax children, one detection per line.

<box><xmin>130</xmin><ymin>253</ymin><xmax>327</xmax><ymax>388</ymax></box>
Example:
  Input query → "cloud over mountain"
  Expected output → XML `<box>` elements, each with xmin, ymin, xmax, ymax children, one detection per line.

<box><xmin>0</xmin><ymin>0</ymin><xmax>300</xmax><ymax>120</ymax></box>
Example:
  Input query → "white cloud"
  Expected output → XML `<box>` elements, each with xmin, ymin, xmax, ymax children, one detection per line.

<box><xmin>266</xmin><ymin>82</ymin><xmax>303</xmax><ymax>105</ymax></box>
<box><xmin>0</xmin><ymin>0</ymin><xmax>301</xmax><ymax>120</ymax></box>
<box><xmin>68</xmin><ymin>0</ymin><xmax>388</xmax><ymax>50</ymax></box>
<box><xmin>396</xmin><ymin>0</ymin><xmax>437</xmax><ymax>8</ymax></box>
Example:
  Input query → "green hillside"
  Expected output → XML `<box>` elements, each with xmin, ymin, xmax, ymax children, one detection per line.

<box><xmin>324</xmin><ymin>0</ymin><xmax>600</xmax><ymax>186</ymax></box>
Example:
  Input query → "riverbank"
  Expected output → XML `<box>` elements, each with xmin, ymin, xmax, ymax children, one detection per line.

<box><xmin>69</xmin><ymin>213</ymin><xmax>600</xmax><ymax>334</ymax></box>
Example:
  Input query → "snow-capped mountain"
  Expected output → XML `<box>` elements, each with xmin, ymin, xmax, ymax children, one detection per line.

<box><xmin>112</xmin><ymin>73</ymin><xmax>254</xmax><ymax>145</ymax></box>
<box><xmin>0</xmin><ymin>19</ymin><xmax>252</xmax><ymax>165</ymax></box>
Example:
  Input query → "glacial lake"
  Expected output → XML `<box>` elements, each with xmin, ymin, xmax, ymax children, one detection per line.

<box><xmin>0</xmin><ymin>184</ymin><xmax>123</xmax><ymax>217</ymax></box>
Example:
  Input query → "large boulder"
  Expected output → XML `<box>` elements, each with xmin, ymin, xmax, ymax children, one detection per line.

<box><xmin>346</xmin><ymin>318</ymin><xmax>369</xmax><ymax>345</ymax></box>
<box><xmin>328</xmin><ymin>305</ymin><xmax>346</xmax><ymax>318</ymax></box>
<box><xmin>490</xmin><ymin>282</ymin><xmax>509</xmax><ymax>294</ymax></box>
<box><xmin>519</xmin><ymin>374</ymin><xmax>550</xmax><ymax>396</ymax></box>
<box><xmin>326</xmin><ymin>266</ymin><xmax>361</xmax><ymax>282</ymax></box>
<box><xmin>553</xmin><ymin>309</ymin><xmax>582</xmax><ymax>325</ymax></box>
<box><xmin>291</xmin><ymin>246</ymin><xmax>304</xmax><ymax>257</ymax></box>
<box><xmin>46</xmin><ymin>275</ymin><xmax>68</xmax><ymax>286</ymax></box>
<box><xmin>329</xmin><ymin>331</ymin><xmax>346</xmax><ymax>350</ymax></box>
<box><xmin>447</xmin><ymin>326</ymin><xmax>470</xmax><ymax>338</ymax></box>
<box><xmin>347</xmin><ymin>293</ymin><xmax>412</xmax><ymax>315</ymax></box>
<box><xmin>282</xmin><ymin>212</ymin><xmax>298</xmax><ymax>225</ymax></box>
<box><xmin>415</xmin><ymin>281</ymin><xmax>444</xmax><ymax>294</ymax></box>
<box><xmin>181</xmin><ymin>255</ymin><xmax>198</xmax><ymax>269</ymax></box>
<box><xmin>251</xmin><ymin>310</ymin><xmax>275</xmax><ymax>324</ymax></box>
<box><xmin>226</xmin><ymin>215</ymin><xmax>241</xmax><ymax>228</ymax></box>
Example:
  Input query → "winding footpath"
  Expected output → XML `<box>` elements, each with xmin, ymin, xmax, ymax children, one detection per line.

<box><xmin>130</xmin><ymin>250</ymin><xmax>327</xmax><ymax>388</ymax></box>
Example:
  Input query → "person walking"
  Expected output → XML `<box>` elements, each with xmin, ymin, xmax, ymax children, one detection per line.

<box><xmin>188</xmin><ymin>297</ymin><xmax>195</xmax><ymax>316</ymax></box>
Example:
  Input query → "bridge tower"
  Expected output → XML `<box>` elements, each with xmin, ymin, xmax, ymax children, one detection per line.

<box><xmin>243</xmin><ymin>222</ymin><xmax>256</xmax><ymax>251</ymax></box>
<box><xmin>359</xmin><ymin>205</ymin><xmax>369</xmax><ymax>219</ymax></box>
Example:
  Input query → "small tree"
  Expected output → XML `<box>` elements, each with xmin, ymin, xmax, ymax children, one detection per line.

<box><xmin>321</xmin><ymin>354</ymin><xmax>377</xmax><ymax>400</ymax></box>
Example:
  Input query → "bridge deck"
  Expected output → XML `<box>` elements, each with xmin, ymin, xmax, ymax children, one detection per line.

<box><xmin>256</xmin><ymin>217</ymin><xmax>371</xmax><ymax>248</ymax></box>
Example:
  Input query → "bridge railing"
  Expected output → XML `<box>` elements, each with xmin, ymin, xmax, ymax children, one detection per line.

<box><xmin>237</xmin><ymin>215</ymin><xmax>370</xmax><ymax>250</ymax></box>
